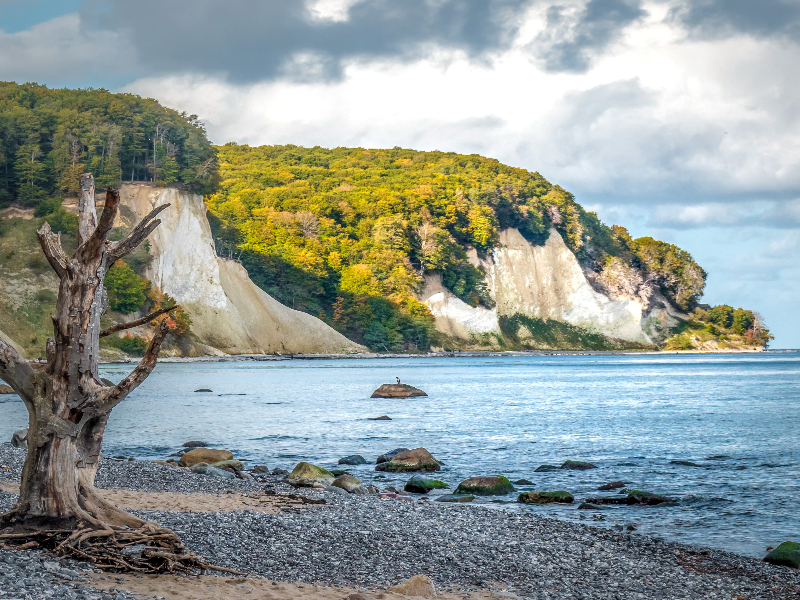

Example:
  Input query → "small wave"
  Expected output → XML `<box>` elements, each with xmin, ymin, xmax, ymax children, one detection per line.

<box><xmin>680</xmin><ymin>494</ymin><xmax>734</xmax><ymax>505</ymax></box>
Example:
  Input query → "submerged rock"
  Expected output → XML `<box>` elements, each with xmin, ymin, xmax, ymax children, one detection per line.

<box><xmin>763</xmin><ymin>541</ymin><xmax>800</xmax><ymax>568</ymax></box>
<box><xmin>286</xmin><ymin>462</ymin><xmax>335</xmax><ymax>487</ymax></box>
<box><xmin>578</xmin><ymin>502</ymin><xmax>609</xmax><ymax>510</ymax></box>
<box><xmin>671</xmin><ymin>460</ymin><xmax>702</xmax><ymax>467</ymax></box>
<box><xmin>534</xmin><ymin>464</ymin><xmax>559</xmax><ymax>472</ymax></box>
<box><xmin>182</xmin><ymin>440</ymin><xmax>209</xmax><ymax>447</ymax></box>
<box><xmin>404</xmin><ymin>474</ymin><xmax>449</xmax><ymax>493</ymax></box>
<box><xmin>455</xmin><ymin>476</ymin><xmax>515</xmax><ymax>496</ymax></box>
<box><xmin>514</xmin><ymin>478</ymin><xmax>534</xmax><ymax>485</ymax></box>
<box><xmin>375</xmin><ymin>448</ymin><xmax>440</xmax><ymax>472</ymax></box>
<box><xmin>370</xmin><ymin>383</ymin><xmax>427</xmax><ymax>398</ymax></box>
<box><xmin>560</xmin><ymin>460</ymin><xmax>598</xmax><ymax>471</ymax></box>
<box><xmin>585</xmin><ymin>490</ymin><xmax>676</xmax><ymax>506</ymax></box>
<box><xmin>377</xmin><ymin>448</ymin><xmax>410</xmax><ymax>464</ymax></box>
<box><xmin>178</xmin><ymin>448</ymin><xmax>234</xmax><ymax>467</ymax></box>
<box><xmin>518</xmin><ymin>490</ymin><xmax>574</xmax><ymax>504</ymax></box>
<box><xmin>339</xmin><ymin>455</ymin><xmax>368</xmax><ymax>465</ymax></box>
<box><xmin>436</xmin><ymin>494</ymin><xmax>475</xmax><ymax>503</ymax></box>
<box><xmin>598</xmin><ymin>481</ymin><xmax>628</xmax><ymax>491</ymax></box>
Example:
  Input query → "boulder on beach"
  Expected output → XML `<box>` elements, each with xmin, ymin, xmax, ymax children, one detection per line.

<box><xmin>178</xmin><ymin>448</ymin><xmax>234</xmax><ymax>467</ymax></box>
<box><xmin>560</xmin><ymin>460</ymin><xmax>598</xmax><ymax>471</ymax></box>
<box><xmin>191</xmin><ymin>465</ymin><xmax>235</xmax><ymax>479</ymax></box>
<box><xmin>455</xmin><ymin>476</ymin><xmax>515</xmax><ymax>496</ymax></box>
<box><xmin>182</xmin><ymin>440</ymin><xmax>209</xmax><ymax>448</ymax></box>
<box><xmin>388</xmin><ymin>574</ymin><xmax>435</xmax><ymax>597</ymax></box>
<box><xmin>209</xmin><ymin>459</ymin><xmax>245</xmax><ymax>472</ymax></box>
<box><xmin>375</xmin><ymin>448</ymin><xmax>441</xmax><ymax>472</ymax></box>
<box><xmin>763</xmin><ymin>541</ymin><xmax>800</xmax><ymax>568</ymax></box>
<box><xmin>376</xmin><ymin>448</ymin><xmax>409</xmax><ymax>464</ymax></box>
<box><xmin>0</xmin><ymin>384</ymin><xmax>15</xmax><ymax>394</ymax></box>
<box><xmin>251</xmin><ymin>465</ymin><xmax>270</xmax><ymax>474</ymax></box>
<box><xmin>370</xmin><ymin>384</ymin><xmax>427</xmax><ymax>398</ymax></box>
<box><xmin>436</xmin><ymin>494</ymin><xmax>475</xmax><ymax>503</ymax></box>
<box><xmin>339</xmin><ymin>455</ymin><xmax>368</xmax><ymax>465</ymax></box>
<box><xmin>404</xmin><ymin>474</ymin><xmax>449</xmax><ymax>494</ymax></box>
<box><xmin>11</xmin><ymin>428</ymin><xmax>28</xmax><ymax>450</ymax></box>
<box><xmin>534</xmin><ymin>464</ymin><xmax>559</xmax><ymax>472</ymax></box>
<box><xmin>286</xmin><ymin>462</ymin><xmax>336</xmax><ymax>487</ymax></box>
<box><xmin>585</xmin><ymin>490</ymin><xmax>676</xmax><ymax>506</ymax></box>
<box><xmin>518</xmin><ymin>490</ymin><xmax>574</xmax><ymax>504</ymax></box>
<box><xmin>331</xmin><ymin>474</ymin><xmax>368</xmax><ymax>494</ymax></box>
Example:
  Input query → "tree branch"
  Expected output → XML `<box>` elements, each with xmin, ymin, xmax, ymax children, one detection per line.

<box><xmin>107</xmin><ymin>203</ymin><xmax>170</xmax><ymax>265</ymax></box>
<box><xmin>99</xmin><ymin>305</ymin><xmax>178</xmax><ymax>338</ymax></box>
<box><xmin>0</xmin><ymin>336</ymin><xmax>35</xmax><ymax>398</ymax></box>
<box><xmin>37</xmin><ymin>222</ymin><xmax>69</xmax><ymax>279</ymax></box>
<box><xmin>77</xmin><ymin>173</ymin><xmax>98</xmax><ymax>246</ymax></box>
<box><xmin>79</xmin><ymin>186</ymin><xmax>120</xmax><ymax>261</ymax></box>
<box><xmin>93</xmin><ymin>320</ymin><xmax>170</xmax><ymax>414</ymax></box>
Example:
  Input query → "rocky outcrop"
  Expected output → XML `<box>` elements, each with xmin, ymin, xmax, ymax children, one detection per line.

<box><xmin>421</xmin><ymin>227</ymin><xmax>685</xmax><ymax>348</ymax></box>
<box><xmin>117</xmin><ymin>184</ymin><xmax>365</xmax><ymax>355</ymax></box>
<box><xmin>370</xmin><ymin>384</ymin><xmax>427</xmax><ymax>398</ymax></box>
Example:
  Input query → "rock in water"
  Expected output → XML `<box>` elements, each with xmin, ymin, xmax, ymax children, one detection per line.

<box><xmin>514</xmin><ymin>478</ymin><xmax>534</xmax><ymax>485</ymax></box>
<box><xmin>763</xmin><ymin>541</ymin><xmax>800</xmax><ymax>568</ymax></box>
<box><xmin>375</xmin><ymin>448</ymin><xmax>441</xmax><ymax>472</ymax></box>
<box><xmin>0</xmin><ymin>384</ymin><xmax>14</xmax><ymax>394</ymax></box>
<box><xmin>182</xmin><ymin>440</ymin><xmax>209</xmax><ymax>447</ymax></box>
<box><xmin>286</xmin><ymin>462</ymin><xmax>335</xmax><ymax>487</ymax></box>
<box><xmin>598</xmin><ymin>481</ymin><xmax>628</xmax><ymax>490</ymax></box>
<box><xmin>388</xmin><ymin>574</ymin><xmax>436</xmax><ymax>596</ymax></box>
<box><xmin>534</xmin><ymin>464</ymin><xmax>559</xmax><ymax>472</ymax></box>
<box><xmin>436</xmin><ymin>494</ymin><xmax>475</xmax><ymax>503</ymax></box>
<box><xmin>560</xmin><ymin>460</ymin><xmax>598</xmax><ymax>470</ymax></box>
<box><xmin>585</xmin><ymin>490</ymin><xmax>676</xmax><ymax>506</ymax></box>
<box><xmin>376</xmin><ymin>448</ymin><xmax>410</xmax><ymax>464</ymax></box>
<box><xmin>404</xmin><ymin>474</ymin><xmax>449</xmax><ymax>493</ymax></box>
<box><xmin>670</xmin><ymin>460</ymin><xmax>702</xmax><ymax>467</ymax></box>
<box><xmin>455</xmin><ymin>476</ymin><xmax>515</xmax><ymax>496</ymax></box>
<box><xmin>518</xmin><ymin>491</ymin><xmax>574</xmax><ymax>504</ymax></box>
<box><xmin>178</xmin><ymin>448</ymin><xmax>234</xmax><ymax>467</ymax></box>
<box><xmin>339</xmin><ymin>455</ymin><xmax>368</xmax><ymax>465</ymax></box>
<box><xmin>370</xmin><ymin>384</ymin><xmax>427</xmax><ymax>398</ymax></box>
<box><xmin>11</xmin><ymin>428</ymin><xmax>28</xmax><ymax>449</ymax></box>
<box><xmin>194</xmin><ymin>388</ymin><xmax>213</xmax><ymax>392</ymax></box>
<box><xmin>370</xmin><ymin>415</ymin><xmax>392</xmax><ymax>420</ymax></box>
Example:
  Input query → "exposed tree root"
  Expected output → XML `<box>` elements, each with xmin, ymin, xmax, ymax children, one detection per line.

<box><xmin>0</xmin><ymin>512</ymin><xmax>242</xmax><ymax>575</ymax></box>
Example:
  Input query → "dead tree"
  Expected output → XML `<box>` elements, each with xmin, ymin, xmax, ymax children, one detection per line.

<box><xmin>0</xmin><ymin>174</ymin><xmax>206</xmax><ymax>573</ymax></box>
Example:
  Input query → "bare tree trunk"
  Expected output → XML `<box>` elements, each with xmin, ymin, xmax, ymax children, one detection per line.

<box><xmin>0</xmin><ymin>173</ymin><xmax>207</xmax><ymax>572</ymax></box>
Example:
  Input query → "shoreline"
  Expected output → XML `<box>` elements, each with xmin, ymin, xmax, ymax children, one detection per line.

<box><xmin>2</xmin><ymin>445</ymin><xmax>799</xmax><ymax>600</ymax></box>
<box><xmin>99</xmin><ymin>347</ymin><xmax>797</xmax><ymax>365</ymax></box>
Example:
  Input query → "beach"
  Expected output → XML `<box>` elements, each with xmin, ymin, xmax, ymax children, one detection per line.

<box><xmin>1</xmin><ymin>445</ymin><xmax>799</xmax><ymax>600</ymax></box>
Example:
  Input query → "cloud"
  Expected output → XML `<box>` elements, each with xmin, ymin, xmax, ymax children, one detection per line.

<box><xmin>528</xmin><ymin>0</ymin><xmax>646</xmax><ymax>72</ymax></box>
<box><xmin>648</xmin><ymin>200</ymin><xmax>800</xmax><ymax>229</ymax></box>
<box><xmin>671</xmin><ymin>0</ymin><xmax>800</xmax><ymax>40</ymax></box>
<box><xmin>81</xmin><ymin>0</ymin><xmax>532</xmax><ymax>83</ymax></box>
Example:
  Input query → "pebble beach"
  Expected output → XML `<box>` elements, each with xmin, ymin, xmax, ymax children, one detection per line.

<box><xmin>2</xmin><ymin>445</ymin><xmax>799</xmax><ymax>600</ymax></box>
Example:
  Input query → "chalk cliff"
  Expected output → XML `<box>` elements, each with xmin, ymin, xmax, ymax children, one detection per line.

<box><xmin>117</xmin><ymin>184</ymin><xmax>365</xmax><ymax>355</ymax></box>
<box><xmin>422</xmin><ymin>228</ymin><xmax>683</xmax><ymax>348</ymax></box>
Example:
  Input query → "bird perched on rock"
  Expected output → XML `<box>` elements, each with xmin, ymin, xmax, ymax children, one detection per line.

<box><xmin>396</xmin><ymin>377</ymin><xmax>401</xmax><ymax>384</ymax></box>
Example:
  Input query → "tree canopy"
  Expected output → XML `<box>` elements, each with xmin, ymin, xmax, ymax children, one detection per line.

<box><xmin>0</xmin><ymin>82</ymin><xmax>219</xmax><ymax>210</ymax></box>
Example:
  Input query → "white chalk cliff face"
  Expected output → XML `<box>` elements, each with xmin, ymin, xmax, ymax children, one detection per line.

<box><xmin>118</xmin><ymin>184</ymin><xmax>365</xmax><ymax>355</ymax></box>
<box><xmin>422</xmin><ymin>228</ymin><xmax>683</xmax><ymax>347</ymax></box>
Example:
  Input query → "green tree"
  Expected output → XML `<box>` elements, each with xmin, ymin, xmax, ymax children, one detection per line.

<box><xmin>105</xmin><ymin>261</ymin><xmax>149</xmax><ymax>313</ymax></box>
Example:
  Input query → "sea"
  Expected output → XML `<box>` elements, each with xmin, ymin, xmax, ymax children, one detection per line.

<box><xmin>1</xmin><ymin>352</ymin><xmax>798</xmax><ymax>558</ymax></box>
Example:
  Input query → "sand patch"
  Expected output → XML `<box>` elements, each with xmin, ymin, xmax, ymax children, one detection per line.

<box><xmin>89</xmin><ymin>573</ymin><xmax>498</xmax><ymax>600</ymax></box>
<box><xmin>0</xmin><ymin>483</ymin><xmax>310</xmax><ymax>513</ymax></box>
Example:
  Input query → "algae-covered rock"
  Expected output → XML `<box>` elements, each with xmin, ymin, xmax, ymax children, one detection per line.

<box><xmin>436</xmin><ymin>494</ymin><xmax>475</xmax><ymax>503</ymax></box>
<box><xmin>286</xmin><ymin>461</ymin><xmax>335</xmax><ymax>487</ymax></box>
<box><xmin>404</xmin><ymin>474</ymin><xmax>449</xmax><ymax>493</ymax></box>
<box><xmin>763</xmin><ymin>541</ymin><xmax>800</xmax><ymax>568</ymax></box>
<box><xmin>585</xmin><ymin>490</ymin><xmax>675</xmax><ymax>506</ymax></box>
<box><xmin>560</xmin><ymin>460</ymin><xmax>598</xmax><ymax>471</ymax></box>
<box><xmin>209</xmin><ymin>459</ymin><xmax>245</xmax><ymax>472</ymax></box>
<box><xmin>371</xmin><ymin>383</ymin><xmax>427</xmax><ymax>398</ymax></box>
<box><xmin>514</xmin><ymin>478</ymin><xmax>533</xmax><ymax>485</ymax></box>
<box><xmin>339</xmin><ymin>455</ymin><xmax>367</xmax><ymax>465</ymax></box>
<box><xmin>518</xmin><ymin>490</ymin><xmax>574</xmax><ymax>504</ymax></box>
<box><xmin>178</xmin><ymin>448</ymin><xmax>234</xmax><ymax>467</ymax></box>
<box><xmin>375</xmin><ymin>448</ymin><xmax>440</xmax><ymax>472</ymax></box>
<box><xmin>535</xmin><ymin>464</ymin><xmax>559</xmax><ymax>472</ymax></box>
<box><xmin>455</xmin><ymin>475</ymin><xmax>515</xmax><ymax>496</ymax></box>
<box><xmin>331</xmin><ymin>473</ymin><xmax>364</xmax><ymax>493</ymax></box>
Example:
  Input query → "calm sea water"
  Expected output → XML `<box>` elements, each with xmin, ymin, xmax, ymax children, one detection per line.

<box><xmin>1</xmin><ymin>353</ymin><xmax>798</xmax><ymax>557</ymax></box>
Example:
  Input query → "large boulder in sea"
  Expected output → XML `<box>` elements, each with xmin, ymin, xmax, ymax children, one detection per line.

<box><xmin>339</xmin><ymin>455</ymin><xmax>367</xmax><ymax>465</ymax></box>
<box><xmin>376</xmin><ymin>448</ymin><xmax>409</xmax><ymax>464</ymax></box>
<box><xmin>375</xmin><ymin>448</ymin><xmax>440</xmax><ymax>472</ymax></box>
<box><xmin>585</xmin><ymin>490</ymin><xmax>676</xmax><ymax>506</ymax></box>
<box><xmin>178</xmin><ymin>448</ymin><xmax>233</xmax><ymax>467</ymax></box>
<box><xmin>763</xmin><ymin>541</ymin><xmax>800</xmax><ymax>568</ymax></box>
<box><xmin>404</xmin><ymin>474</ymin><xmax>449</xmax><ymax>493</ymax></box>
<box><xmin>286</xmin><ymin>462</ymin><xmax>336</xmax><ymax>487</ymax></box>
<box><xmin>371</xmin><ymin>384</ymin><xmax>427</xmax><ymax>398</ymax></box>
<box><xmin>455</xmin><ymin>476</ymin><xmax>515</xmax><ymax>496</ymax></box>
<box><xmin>560</xmin><ymin>460</ymin><xmax>598</xmax><ymax>471</ymax></box>
<box><xmin>518</xmin><ymin>490</ymin><xmax>574</xmax><ymax>504</ymax></box>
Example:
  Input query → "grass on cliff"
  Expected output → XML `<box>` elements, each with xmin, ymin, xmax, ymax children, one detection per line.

<box><xmin>498</xmin><ymin>314</ymin><xmax>650</xmax><ymax>351</ymax></box>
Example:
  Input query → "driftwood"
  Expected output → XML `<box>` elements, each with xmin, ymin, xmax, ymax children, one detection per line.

<box><xmin>0</xmin><ymin>174</ymin><xmax>212</xmax><ymax>573</ymax></box>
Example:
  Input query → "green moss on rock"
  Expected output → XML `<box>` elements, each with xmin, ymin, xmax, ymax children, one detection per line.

<box><xmin>763</xmin><ymin>542</ymin><xmax>800</xmax><ymax>568</ymax></box>
<box><xmin>455</xmin><ymin>475</ymin><xmax>515</xmax><ymax>496</ymax></box>
<box><xmin>286</xmin><ymin>461</ymin><xmax>335</xmax><ymax>487</ymax></box>
<box><xmin>518</xmin><ymin>490</ymin><xmax>574</xmax><ymax>504</ymax></box>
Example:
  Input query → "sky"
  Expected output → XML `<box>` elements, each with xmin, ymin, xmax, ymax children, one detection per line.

<box><xmin>2</xmin><ymin>0</ymin><xmax>798</xmax><ymax>347</ymax></box>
